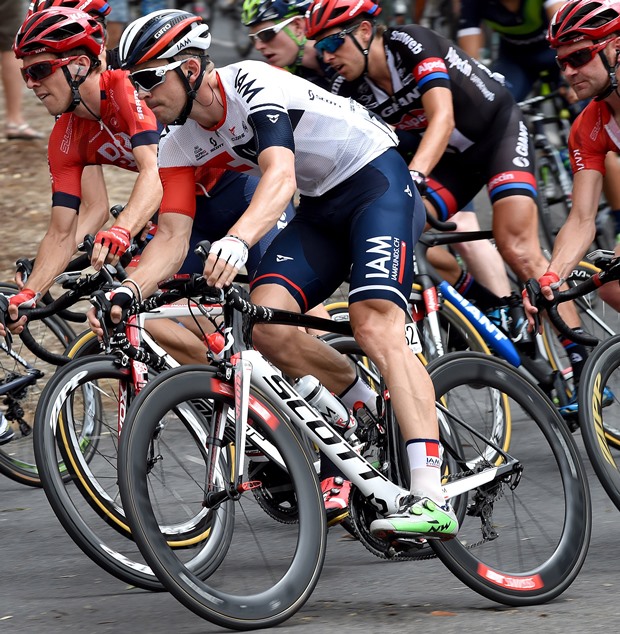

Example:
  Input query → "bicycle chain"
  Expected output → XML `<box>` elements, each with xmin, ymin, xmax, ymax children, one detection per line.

<box><xmin>350</xmin><ymin>466</ymin><xmax>506</xmax><ymax>561</ymax></box>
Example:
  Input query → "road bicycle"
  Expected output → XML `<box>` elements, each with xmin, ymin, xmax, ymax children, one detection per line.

<box><xmin>0</xmin><ymin>243</ymin><xmax>112</xmax><ymax>486</ymax></box>
<box><xmin>530</xmin><ymin>252</ymin><xmax>620</xmax><ymax>512</ymax></box>
<box><xmin>113</xmin><ymin>268</ymin><xmax>591</xmax><ymax>630</ymax></box>
<box><xmin>33</xmin><ymin>273</ymin><xmax>303</xmax><ymax>591</ymax></box>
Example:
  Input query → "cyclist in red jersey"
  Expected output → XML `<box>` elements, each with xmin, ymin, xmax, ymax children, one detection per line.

<box><xmin>527</xmin><ymin>0</ymin><xmax>620</xmax><ymax>321</ymax></box>
<box><xmin>3</xmin><ymin>6</ymin><xmax>161</xmax><ymax>335</ymax></box>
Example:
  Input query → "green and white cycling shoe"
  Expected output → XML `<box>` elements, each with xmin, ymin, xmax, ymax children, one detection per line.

<box><xmin>370</xmin><ymin>495</ymin><xmax>458</xmax><ymax>540</ymax></box>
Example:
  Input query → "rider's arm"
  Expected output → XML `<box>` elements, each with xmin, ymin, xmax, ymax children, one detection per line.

<box><xmin>408</xmin><ymin>86</ymin><xmax>454</xmax><ymax>176</ymax></box>
<box><xmin>15</xmin><ymin>204</ymin><xmax>79</xmax><ymax>299</ymax></box>
<box><xmin>457</xmin><ymin>31</ymin><xmax>484</xmax><ymax>59</ymax></box>
<box><xmin>546</xmin><ymin>168</ymin><xmax>603</xmax><ymax>281</ymax></box>
<box><xmin>226</xmin><ymin>146</ymin><xmax>296</xmax><ymax>247</ymax></box>
<box><xmin>203</xmin><ymin>146</ymin><xmax>297</xmax><ymax>290</ymax></box>
<box><xmin>75</xmin><ymin>165</ymin><xmax>110</xmax><ymax>240</ymax></box>
<box><xmin>110</xmin><ymin>143</ymin><xmax>161</xmax><ymax>237</ymax></box>
<box><xmin>87</xmin><ymin>209</ymin><xmax>194</xmax><ymax>337</ymax></box>
<box><xmin>90</xmin><ymin>143</ymin><xmax>162</xmax><ymax>270</ymax></box>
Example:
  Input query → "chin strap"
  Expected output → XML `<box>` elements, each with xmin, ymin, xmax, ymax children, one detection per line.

<box><xmin>61</xmin><ymin>60</ymin><xmax>101</xmax><ymax>113</ymax></box>
<box><xmin>349</xmin><ymin>24</ymin><xmax>375</xmax><ymax>77</ymax></box>
<box><xmin>594</xmin><ymin>49</ymin><xmax>620</xmax><ymax>101</ymax></box>
<box><xmin>283</xmin><ymin>29</ymin><xmax>307</xmax><ymax>74</ymax></box>
<box><xmin>171</xmin><ymin>55</ymin><xmax>209</xmax><ymax>126</ymax></box>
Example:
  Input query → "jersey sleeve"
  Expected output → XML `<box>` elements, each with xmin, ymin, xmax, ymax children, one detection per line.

<box><xmin>227</xmin><ymin>66</ymin><xmax>295</xmax><ymax>155</ymax></box>
<box><xmin>568</xmin><ymin>103</ymin><xmax>614</xmax><ymax>175</ymax></box>
<box><xmin>108</xmin><ymin>70</ymin><xmax>160</xmax><ymax>148</ymax></box>
<box><xmin>457</xmin><ymin>0</ymin><xmax>483</xmax><ymax>36</ymax></box>
<box><xmin>47</xmin><ymin>116</ymin><xmax>84</xmax><ymax>211</ymax></box>
<box><xmin>159</xmin><ymin>166</ymin><xmax>198</xmax><ymax>218</ymax></box>
<box><xmin>388</xmin><ymin>27</ymin><xmax>451</xmax><ymax>95</ymax></box>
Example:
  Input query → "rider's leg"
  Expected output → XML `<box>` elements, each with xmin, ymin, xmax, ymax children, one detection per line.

<box><xmin>448</xmin><ymin>210</ymin><xmax>512</xmax><ymax>297</ymax></box>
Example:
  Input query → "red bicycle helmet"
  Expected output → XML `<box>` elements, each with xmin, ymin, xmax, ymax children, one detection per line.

<box><xmin>547</xmin><ymin>0</ymin><xmax>620</xmax><ymax>47</ymax></box>
<box><xmin>305</xmin><ymin>0</ymin><xmax>381</xmax><ymax>39</ymax></box>
<box><xmin>14</xmin><ymin>6</ymin><xmax>105</xmax><ymax>58</ymax></box>
<box><xmin>25</xmin><ymin>0</ymin><xmax>112</xmax><ymax>20</ymax></box>
<box><xmin>119</xmin><ymin>9</ymin><xmax>211</xmax><ymax>69</ymax></box>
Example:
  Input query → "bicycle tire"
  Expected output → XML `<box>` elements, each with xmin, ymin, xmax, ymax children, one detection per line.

<box><xmin>0</xmin><ymin>284</ymin><xmax>76</xmax><ymax>486</ymax></box>
<box><xmin>34</xmin><ymin>355</ymin><xmax>235</xmax><ymax>591</ymax></box>
<box><xmin>535</xmin><ymin>151</ymin><xmax>571</xmax><ymax>253</ymax></box>
<box><xmin>118</xmin><ymin>365</ymin><xmax>327</xmax><ymax>629</ymax></box>
<box><xmin>578</xmin><ymin>335</ymin><xmax>620</xmax><ymax>510</ymax></box>
<box><xmin>427</xmin><ymin>352</ymin><xmax>591</xmax><ymax>605</ymax></box>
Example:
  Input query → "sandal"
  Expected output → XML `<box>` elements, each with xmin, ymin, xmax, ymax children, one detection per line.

<box><xmin>5</xmin><ymin>122</ymin><xmax>43</xmax><ymax>140</ymax></box>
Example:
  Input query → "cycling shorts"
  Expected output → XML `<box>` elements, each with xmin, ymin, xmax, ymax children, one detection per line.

<box><xmin>424</xmin><ymin>102</ymin><xmax>537</xmax><ymax>220</ymax></box>
<box><xmin>179</xmin><ymin>171</ymin><xmax>294</xmax><ymax>279</ymax></box>
<box><xmin>251</xmin><ymin>148</ymin><xmax>425</xmax><ymax>312</ymax></box>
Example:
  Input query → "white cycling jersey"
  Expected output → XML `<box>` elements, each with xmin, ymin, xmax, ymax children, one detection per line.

<box><xmin>158</xmin><ymin>60</ymin><xmax>398</xmax><ymax>197</ymax></box>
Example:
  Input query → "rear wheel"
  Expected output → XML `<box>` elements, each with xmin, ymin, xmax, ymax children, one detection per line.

<box><xmin>428</xmin><ymin>353</ymin><xmax>591</xmax><ymax>605</ymax></box>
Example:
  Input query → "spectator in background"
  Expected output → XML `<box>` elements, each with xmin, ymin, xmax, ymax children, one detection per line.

<box><xmin>0</xmin><ymin>0</ymin><xmax>41</xmax><ymax>140</ymax></box>
<box><xmin>106</xmin><ymin>0</ymin><xmax>130</xmax><ymax>48</ymax></box>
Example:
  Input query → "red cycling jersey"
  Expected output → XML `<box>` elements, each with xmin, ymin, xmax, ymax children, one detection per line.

<box><xmin>568</xmin><ymin>100</ymin><xmax>620</xmax><ymax>175</ymax></box>
<box><xmin>47</xmin><ymin>69</ymin><xmax>160</xmax><ymax>211</ymax></box>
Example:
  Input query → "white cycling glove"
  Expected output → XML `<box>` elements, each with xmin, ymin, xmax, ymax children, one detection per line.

<box><xmin>209</xmin><ymin>235</ymin><xmax>249</xmax><ymax>270</ymax></box>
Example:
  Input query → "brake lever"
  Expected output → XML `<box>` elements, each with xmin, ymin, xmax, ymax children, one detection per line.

<box><xmin>523</xmin><ymin>278</ymin><xmax>542</xmax><ymax>334</ymax></box>
<box><xmin>0</xmin><ymin>294</ymin><xmax>13</xmax><ymax>352</ymax></box>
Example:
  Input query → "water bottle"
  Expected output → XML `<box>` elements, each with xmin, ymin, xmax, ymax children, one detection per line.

<box><xmin>295</xmin><ymin>375</ymin><xmax>358</xmax><ymax>439</ymax></box>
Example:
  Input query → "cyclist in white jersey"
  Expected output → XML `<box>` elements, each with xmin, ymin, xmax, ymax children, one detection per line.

<box><xmin>88</xmin><ymin>9</ymin><xmax>459</xmax><ymax>540</ymax></box>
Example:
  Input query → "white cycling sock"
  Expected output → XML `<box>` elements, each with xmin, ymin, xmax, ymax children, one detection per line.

<box><xmin>407</xmin><ymin>439</ymin><xmax>445</xmax><ymax>506</ymax></box>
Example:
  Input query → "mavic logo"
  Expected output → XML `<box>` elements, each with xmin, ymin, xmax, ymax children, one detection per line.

<box><xmin>267</xmin><ymin>114</ymin><xmax>280</xmax><ymax>123</ymax></box>
<box><xmin>276</xmin><ymin>254</ymin><xmax>293</xmax><ymax>262</ymax></box>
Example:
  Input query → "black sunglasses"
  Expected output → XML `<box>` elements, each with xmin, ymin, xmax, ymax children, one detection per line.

<box><xmin>21</xmin><ymin>56</ymin><xmax>78</xmax><ymax>82</ymax></box>
<box><xmin>555</xmin><ymin>39</ymin><xmax>610</xmax><ymax>71</ymax></box>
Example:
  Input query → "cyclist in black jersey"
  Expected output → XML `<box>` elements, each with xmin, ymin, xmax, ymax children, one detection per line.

<box><xmin>306</xmin><ymin>0</ymin><xmax>587</xmax><ymax>368</ymax></box>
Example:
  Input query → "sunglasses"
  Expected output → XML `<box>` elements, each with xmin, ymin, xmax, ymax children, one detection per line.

<box><xmin>129</xmin><ymin>58</ymin><xmax>189</xmax><ymax>93</ymax></box>
<box><xmin>314</xmin><ymin>24</ymin><xmax>360</xmax><ymax>55</ymax></box>
<box><xmin>555</xmin><ymin>39</ymin><xmax>611</xmax><ymax>71</ymax></box>
<box><xmin>21</xmin><ymin>56</ymin><xmax>79</xmax><ymax>83</ymax></box>
<box><xmin>248</xmin><ymin>16</ymin><xmax>298</xmax><ymax>44</ymax></box>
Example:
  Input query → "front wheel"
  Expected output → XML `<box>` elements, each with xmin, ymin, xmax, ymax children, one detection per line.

<box><xmin>427</xmin><ymin>353</ymin><xmax>591</xmax><ymax>606</ymax></box>
<box><xmin>578</xmin><ymin>335</ymin><xmax>620</xmax><ymax>510</ymax></box>
<box><xmin>118</xmin><ymin>365</ymin><xmax>327</xmax><ymax>630</ymax></box>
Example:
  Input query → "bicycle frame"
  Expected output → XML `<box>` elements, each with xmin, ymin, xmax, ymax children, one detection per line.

<box><xmin>213</xmin><ymin>348</ymin><xmax>521</xmax><ymax>516</ymax></box>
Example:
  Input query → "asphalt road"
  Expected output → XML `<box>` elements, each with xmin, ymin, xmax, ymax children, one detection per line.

<box><xmin>1</xmin><ymin>428</ymin><xmax>620</xmax><ymax>634</ymax></box>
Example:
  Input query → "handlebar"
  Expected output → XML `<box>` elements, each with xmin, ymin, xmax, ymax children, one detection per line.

<box><xmin>425</xmin><ymin>211</ymin><xmax>457</xmax><ymax>232</ymax></box>
<box><xmin>525</xmin><ymin>253</ymin><xmax>620</xmax><ymax>347</ymax></box>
